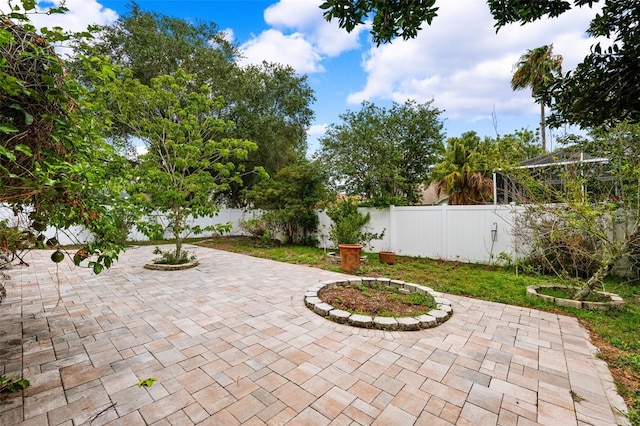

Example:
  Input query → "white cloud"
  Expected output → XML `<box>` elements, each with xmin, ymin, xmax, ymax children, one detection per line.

<box><xmin>307</xmin><ymin>124</ymin><xmax>328</xmax><ymax>136</ymax></box>
<box><xmin>238</xmin><ymin>0</ymin><xmax>364</xmax><ymax>73</ymax></box>
<box><xmin>264</xmin><ymin>0</ymin><xmax>320</xmax><ymax>28</ymax></box>
<box><xmin>135</xmin><ymin>144</ymin><xmax>148</xmax><ymax>157</ymax></box>
<box><xmin>1</xmin><ymin>0</ymin><xmax>118</xmax><ymax>56</ymax></box>
<box><xmin>30</xmin><ymin>0</ymin><xmax>118</xmax><ymax>32</ymax></box>
<box><xmin>220</xmin><ymin>28</ymin><xmax>235</xmax><ymax>44</ymax></box>
<box><xmin>348</xmin><ymin>0</ymin><xmax>603</xmax><ymax>126</ymax></box>
<box><xmin>239</xmin><ymin>29</ymin><xmax>324</xmax><ymax>74</ymax></box>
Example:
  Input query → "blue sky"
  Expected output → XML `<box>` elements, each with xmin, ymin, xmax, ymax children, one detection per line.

<box><xmin>21</xmin><ymin>0</ymin><xmax>603</xmax><ymax>154</ymax></box>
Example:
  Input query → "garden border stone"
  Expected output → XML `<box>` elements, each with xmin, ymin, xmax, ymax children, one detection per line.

<box><xmin>526</xmin><ymin>285</ymin><xmax>625</xmax><ymax>310</ymax></box>
<box><xmin>143</xmin><ymin>261</ymin><xmax>199</xmax><ymax>271</ymax></box>
<box><xmin>305</xmin><ymin>278</ymin><xmax>452</xmax><ymax>331</ymax></box>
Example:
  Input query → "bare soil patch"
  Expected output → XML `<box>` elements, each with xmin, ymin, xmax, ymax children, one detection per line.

<box><xmin>319</xmin><ymin>285</ymin><xmax>435</xmax><ymax>317</ymax></box>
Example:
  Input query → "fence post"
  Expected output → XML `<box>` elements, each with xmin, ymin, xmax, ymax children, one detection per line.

<box><xmin>493</xmin><ymin>172</ymin><xmax>497</xmax><ymax>205</ymax></box>
<box><xmin>441</xmin><ymin>203</ymin><xmax>448</xmax><ymax>260</ymax></box>
<box><xmin>389</xmin><ymin>205</ymin><xmax>395</xmax><ymax>252</ymax></box>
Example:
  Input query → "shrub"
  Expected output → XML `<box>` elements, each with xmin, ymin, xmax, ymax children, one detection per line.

<box><xmin>239</xmin><ymin>217</ymin><xmax>269</xmax><ymax>240</ymax></box>
<box><xmin>326</xmin><ymin>198</ymin><xmax>384</xmax><ymax>248</ymax></box>
<box><xmin>151</xmin><ymin>247</ymin><xmax>196</xmax><ymax>265</ymax></box>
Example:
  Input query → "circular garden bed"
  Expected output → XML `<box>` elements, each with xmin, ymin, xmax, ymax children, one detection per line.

<box><xmin>526</xmin><ymin>285</ymin><xmax>625</xmax><ymax>310</ymax></box>
<box><xmin>304</xmin><ymin>277</ymin><xmax>452</xmax><ymax>331</ymax></box>
<box><xmin>143</xmin><ymin>261</ymin><xmax>199</xmax><ymax>271</ymax></box>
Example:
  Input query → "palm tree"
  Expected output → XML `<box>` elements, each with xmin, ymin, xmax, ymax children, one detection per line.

<box><xmin>430</xmin><ymin>132</ymin><xmax>494</xmax><ymax>205</ymax></box>
<box><xmin>511</xmin><ymin>45</ymin><xmax>563</xmax><ymax>152</ymax></box>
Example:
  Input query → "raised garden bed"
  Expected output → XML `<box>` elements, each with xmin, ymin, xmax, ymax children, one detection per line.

<box><xmin>305</xmin><ymin>277</ymin><xmax>452</xmax><ymax>331</ymax></box>
<box><xmin>526</xmin><ymin>285</ymin><xmax>625</xmax><ymax>310</ymax></box>
<box><xmin>143</xmin><ymin>261</ymin><xmax>199</xmax><ymax>271</ymax></box>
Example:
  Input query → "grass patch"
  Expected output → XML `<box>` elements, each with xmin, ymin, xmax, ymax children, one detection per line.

<box><xmin>196</xmin><ymin>236</ymin><xmax>640</xmax><ymax>423</ymax></box>
<box><xmin>536</xmin><ymin>286</ymin><xmax>612</xmax><ymax>302</ymax></box>
<box><xmin>390</xmin><ymin>291</ymin><xmax>435</xmax><ymax>306</ymax></box>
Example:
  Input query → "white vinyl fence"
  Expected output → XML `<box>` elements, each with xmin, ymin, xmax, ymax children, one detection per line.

<box><xmin>0</xmin><ymin>206</ymin><xmax>258</xmax><ymax>247</ymax></box>
<box><xmin>318</xmin><ymin>204</ymin><xmax>524</xmax><ymax>264</ymax></box>
<box><xmin>2</xmin><ymin>204</ymin><xmax>524</xmax><ymax>264</ymax></box>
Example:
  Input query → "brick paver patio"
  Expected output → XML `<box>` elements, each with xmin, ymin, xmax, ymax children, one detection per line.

<box><xmin>0</xmin><ymin>245</ymin><xmax>629</xmax><ymax>425</ymax></box>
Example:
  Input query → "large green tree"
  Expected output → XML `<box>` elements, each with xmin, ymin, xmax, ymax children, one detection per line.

<box><xmin>72</xmin><ymin>1</ymin><xmax>236</xmax><ymax>153</ymax></box>
<box><xmin>494</xmin><ymin>128</ymin><xmax>545</xmax><ymax>165</ymax></box>
<box><xmin>77</xmin><ymin>3</ymin><xmax>315</xmax><ymax>201</ymax></box>
<box><xmin>317</xmin><ymin>100</ymin><xmax>444</xmax><ymax>206</ymax></box>
<box><xmin>430</xmin><ymin>130</ymin><xmax>544</xmax><ymax>205</ymax></box>
<box><xmin>320</xmin><ymin>0</ymin><xmax>640</xmax><ymax>128</ymax></box>
<box><xmin>429</xmin><ymin>132</ymin><xmax>495</xmax><ymax>205</ymax></box>
<box><xmin>84</xmin><ymin>1</ymin><xmax>236</xmax><ymax>87</ymax></box>
<box><xmin>511</xmin><ymin>45</ymin><xmax>563</xmax><ymax>152</ymax></box>
<box><xmin>218</xmin><ymin>61</ymin><xmax>315</xmax><ymax>204</ymax></box>
<box><xmin>104</xmin><ymin>69</ymin><xmax>258</xmax><ymax>260</ymax></box>
<box><xmin>1</xmin><ymin>5</ymin><xmax>125</xmax><ymax>272</ymax></box>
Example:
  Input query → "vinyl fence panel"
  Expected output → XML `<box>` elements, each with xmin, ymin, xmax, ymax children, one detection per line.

<box><xmin>2</xmin><ymin>204</ymin><xmax>524</xmax><ymax>264</ymax></box>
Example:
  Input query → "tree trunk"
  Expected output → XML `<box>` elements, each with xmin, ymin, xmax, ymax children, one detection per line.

<box><xmin>174</xmin><ymin>212</ymin><xmax>182</xmax><ymax>260</ymax></box>
<box><xmin>573</xmin><ymin>243</ymin><xmax>626</xmax><ymax>301</ymax></box>
<box><xmin>573</xmin><ymin>261</ymin><xmax>612</xmax><ymax>300</ymax></box>
<box><xmin>540</xmin><ymin>102</ymin><xmax>546</xmax><ymax>152</ymax></box>
<box><xmin>175</xmin><ymin>238</ymin><xmax>182</xmax><ymax>260</ymax></box>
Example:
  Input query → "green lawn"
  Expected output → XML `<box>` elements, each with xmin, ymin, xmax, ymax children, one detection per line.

<box><xmin>196</xmin><ymin>236</ymin><xmax>640</xmax><ymax>424</ymax></box>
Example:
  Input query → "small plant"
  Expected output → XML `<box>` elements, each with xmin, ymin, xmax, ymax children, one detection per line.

<box><xmin>0</xmin><ymin>375</ymin><xmax>30</xmax><ymax>395</ymax></box>
<box><xmin>496</xmin><ymin>251</ymin><xmax>513</xmax><ymax>267</ymax></box>
<box><xmin>569</xmin><ymin>390</ymin><xmax>584</xmax><ymax>402</ymax></box>
<box><xmin>151</xmin><ymin>247</ymin><xmax>196</xmax><ymax>265</ymax></box>
<box><xmin>326</xmin><ymin>198</ymin><xmax>384</xmax><ymax>248</ymax></box>
<box><xmin>0</xmin><ymin>219</ymin><xmax>35</xmax><ymax>262</ymax></box>
<box><xmin>391</xmin><ymin>292</ymin><xmax>434</xmax><ymax>306</ymax></box>
<box><xmin>239</xmin><ymin>216</ymin><xmax>280</xmax><ymax>247</ymax></box>
<box><xmin>239</xmin><ymin>217</ymin><xmax>269</xmax><ymax>240</ymax></box>
<box><xmin>355</xmin><ymin>284</ymin><xmax>372</xmax><ymax>296</ymax></box>
<box><xmin>137</xmin><ymin>377</ymin><xmax>157</xmax><ymax>388</ymax></box>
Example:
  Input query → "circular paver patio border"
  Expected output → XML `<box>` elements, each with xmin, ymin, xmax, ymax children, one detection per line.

<box><xmin>143</xmin><ymin>261</ymin><xmax>200</xmax><ymax>271</ymax></box>
<box><xmin>305</xmin><ymin>277</ymin><xmax>452</xmax><ymax>331</ymax></box>
<box><xmin>526</xmin><ymin>285</ymin><xmax>625</xmax><ymax>310</ymax></box>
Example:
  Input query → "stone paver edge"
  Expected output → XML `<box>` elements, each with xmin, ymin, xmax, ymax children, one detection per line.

<box><xmin>304</xmin><ymin>277</ymin><xmax>452</xmax><ymax>331</ymax></box>
<box><xmin>526</xmin><ymin>284</ymin><xmax>625</xmax><ymax>310</ymax></box>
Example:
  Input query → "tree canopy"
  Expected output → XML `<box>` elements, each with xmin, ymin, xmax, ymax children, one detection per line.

<box><xmin>511</xmin><ymin>45</ymin><xmax>563</xmax><ymax>151</ymax></box>
<box><xmin>218</xmin><ymin>61</ymin><xmax>315</xmax><ymax>204</ymax></box>
<box><xmin>429</xmin><ymin>132</ymin><xmax>495</xmax><ymax>205</ymax></box>
<box><xmin>320</xmin><ymin>0</ymin><xmax>640</xmax><ymax>128</ymax></box>
<box><xmin>317</xmin><ymin>100</ymin><xmax>444</xmax><ymax>206</ymax></box>
<box><xmin>429</xmin><ymin>129</ymin><xmax>544</xmax><ymax>205</ymax></box>
<box><xmin>83</xmin><ymin>1</ymin><xmax>237</xmax><ymax>87</ymax></box>
<box><xmin>103</xmin><ymin>68</ymin><xmax>258</xmax><ymax>259</ymax></box>
<box><xmin>1</xmin><ymin>7</ymin><xmax>124</xmax><ymax>272</ymax></box>
<box><xmin>77</xmin><ymin>3</ymin><xmax>315</xmax><ymax>203</ymax></box>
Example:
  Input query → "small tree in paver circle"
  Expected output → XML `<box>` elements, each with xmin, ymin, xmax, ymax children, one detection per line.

<box><xmin>103</xmin><ymin>69</ymin><xmax>258</xmax><ymax>263</ymax></box>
